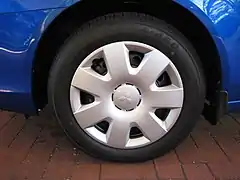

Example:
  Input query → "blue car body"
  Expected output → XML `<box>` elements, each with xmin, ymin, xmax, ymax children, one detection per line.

<box><xmin>0</xmin><ymin>0</ymin><xmax>240</xmax><ymax>114</ymax></box>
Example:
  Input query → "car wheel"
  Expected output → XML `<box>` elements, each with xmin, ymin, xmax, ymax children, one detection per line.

<box><xmin>48</xmin><ymin>12</ymin><xmax>205</xmax><ymax>162</ymax></box>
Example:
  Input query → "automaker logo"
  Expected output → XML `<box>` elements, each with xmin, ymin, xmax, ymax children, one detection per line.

<box><xmin>117</xmin><ymin>93</ymin><xmax>132</xmax><ymax>104</ymax></box>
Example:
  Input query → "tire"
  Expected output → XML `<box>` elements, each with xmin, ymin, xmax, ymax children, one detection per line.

<box><xmin>48</xmin><ymin>12</ymin><xmax>205</xmax><ymax>162</ymax></box>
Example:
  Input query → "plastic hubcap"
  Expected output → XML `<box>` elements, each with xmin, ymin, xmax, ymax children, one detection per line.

<box><xmin>70</xmin><ymin>41</ymin><xmax>184</xmax><ymax>149</ymax></box>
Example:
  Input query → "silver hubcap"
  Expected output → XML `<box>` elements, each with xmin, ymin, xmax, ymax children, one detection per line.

<box><xmin>70</xmin><ymin>41</ymin><xmax>184</xmax><ymax>149</ymax></box>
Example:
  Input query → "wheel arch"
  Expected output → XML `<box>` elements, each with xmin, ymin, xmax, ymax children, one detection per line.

<box><xmin>32</xmin><ymin>0</ymin><xmax>226</xmax><ymax>117</ymax></box>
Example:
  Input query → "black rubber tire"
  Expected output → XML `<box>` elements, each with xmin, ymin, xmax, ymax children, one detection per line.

<box><xmin>48</xmin><ymin>12</ymin><xmax>205</xmax><ymax>162</ymax></box>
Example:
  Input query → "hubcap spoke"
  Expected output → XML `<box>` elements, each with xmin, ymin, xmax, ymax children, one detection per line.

<box><xmin>103</xmin><ymin>42</ymin><xmax>130</xmax><ymax>79</ymax></box>
<box><xmin>164</xmin><ymin>109</ymin><xmax>182</xmax><ymax>131</ymax></box>
<box><xmin>147</xmin><ymin>85</ymin><xmax>183</xmax><ymax>109</ymax></box>
<box><xmin>71</xmin><ymin>67</ymin><xmax>109</xmax><ymax>97</ymax></box>
<box><xmin>137</xmin><ymin>112</ymin><xmax>167</xmax><ymax>142</ymax></box>
<box><xmin>106</xmin><ymin>120</ymin><xmax>131</xmax><ymax>148</ymax></box>
<box><xmin>136</xmin><ymin>50</ymin><xmax>170</xmax><ymax>87</ymax></box>
<box><xmin>74</xmin><ymin>102</ymin><xmax>108</xmax><ymax>129</ymax></box>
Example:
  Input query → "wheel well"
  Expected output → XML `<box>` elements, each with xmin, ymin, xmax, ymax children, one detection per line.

<box><xmin>33</xmin><ymin>0</ymin><xmax>221</xmax><ymax>109</ymax></box>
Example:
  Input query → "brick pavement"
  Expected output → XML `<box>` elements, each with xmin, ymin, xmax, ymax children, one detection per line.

<box><xmin>0</xmin><ymin>109</ymin><xmax>240</xmax><ymax>180</ymax></box>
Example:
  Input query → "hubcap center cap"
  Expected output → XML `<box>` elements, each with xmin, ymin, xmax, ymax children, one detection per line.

<box><xmin>113</xmin><ymin>84</ymin><xmax>141</xmax><ymax>111</ymax></box>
